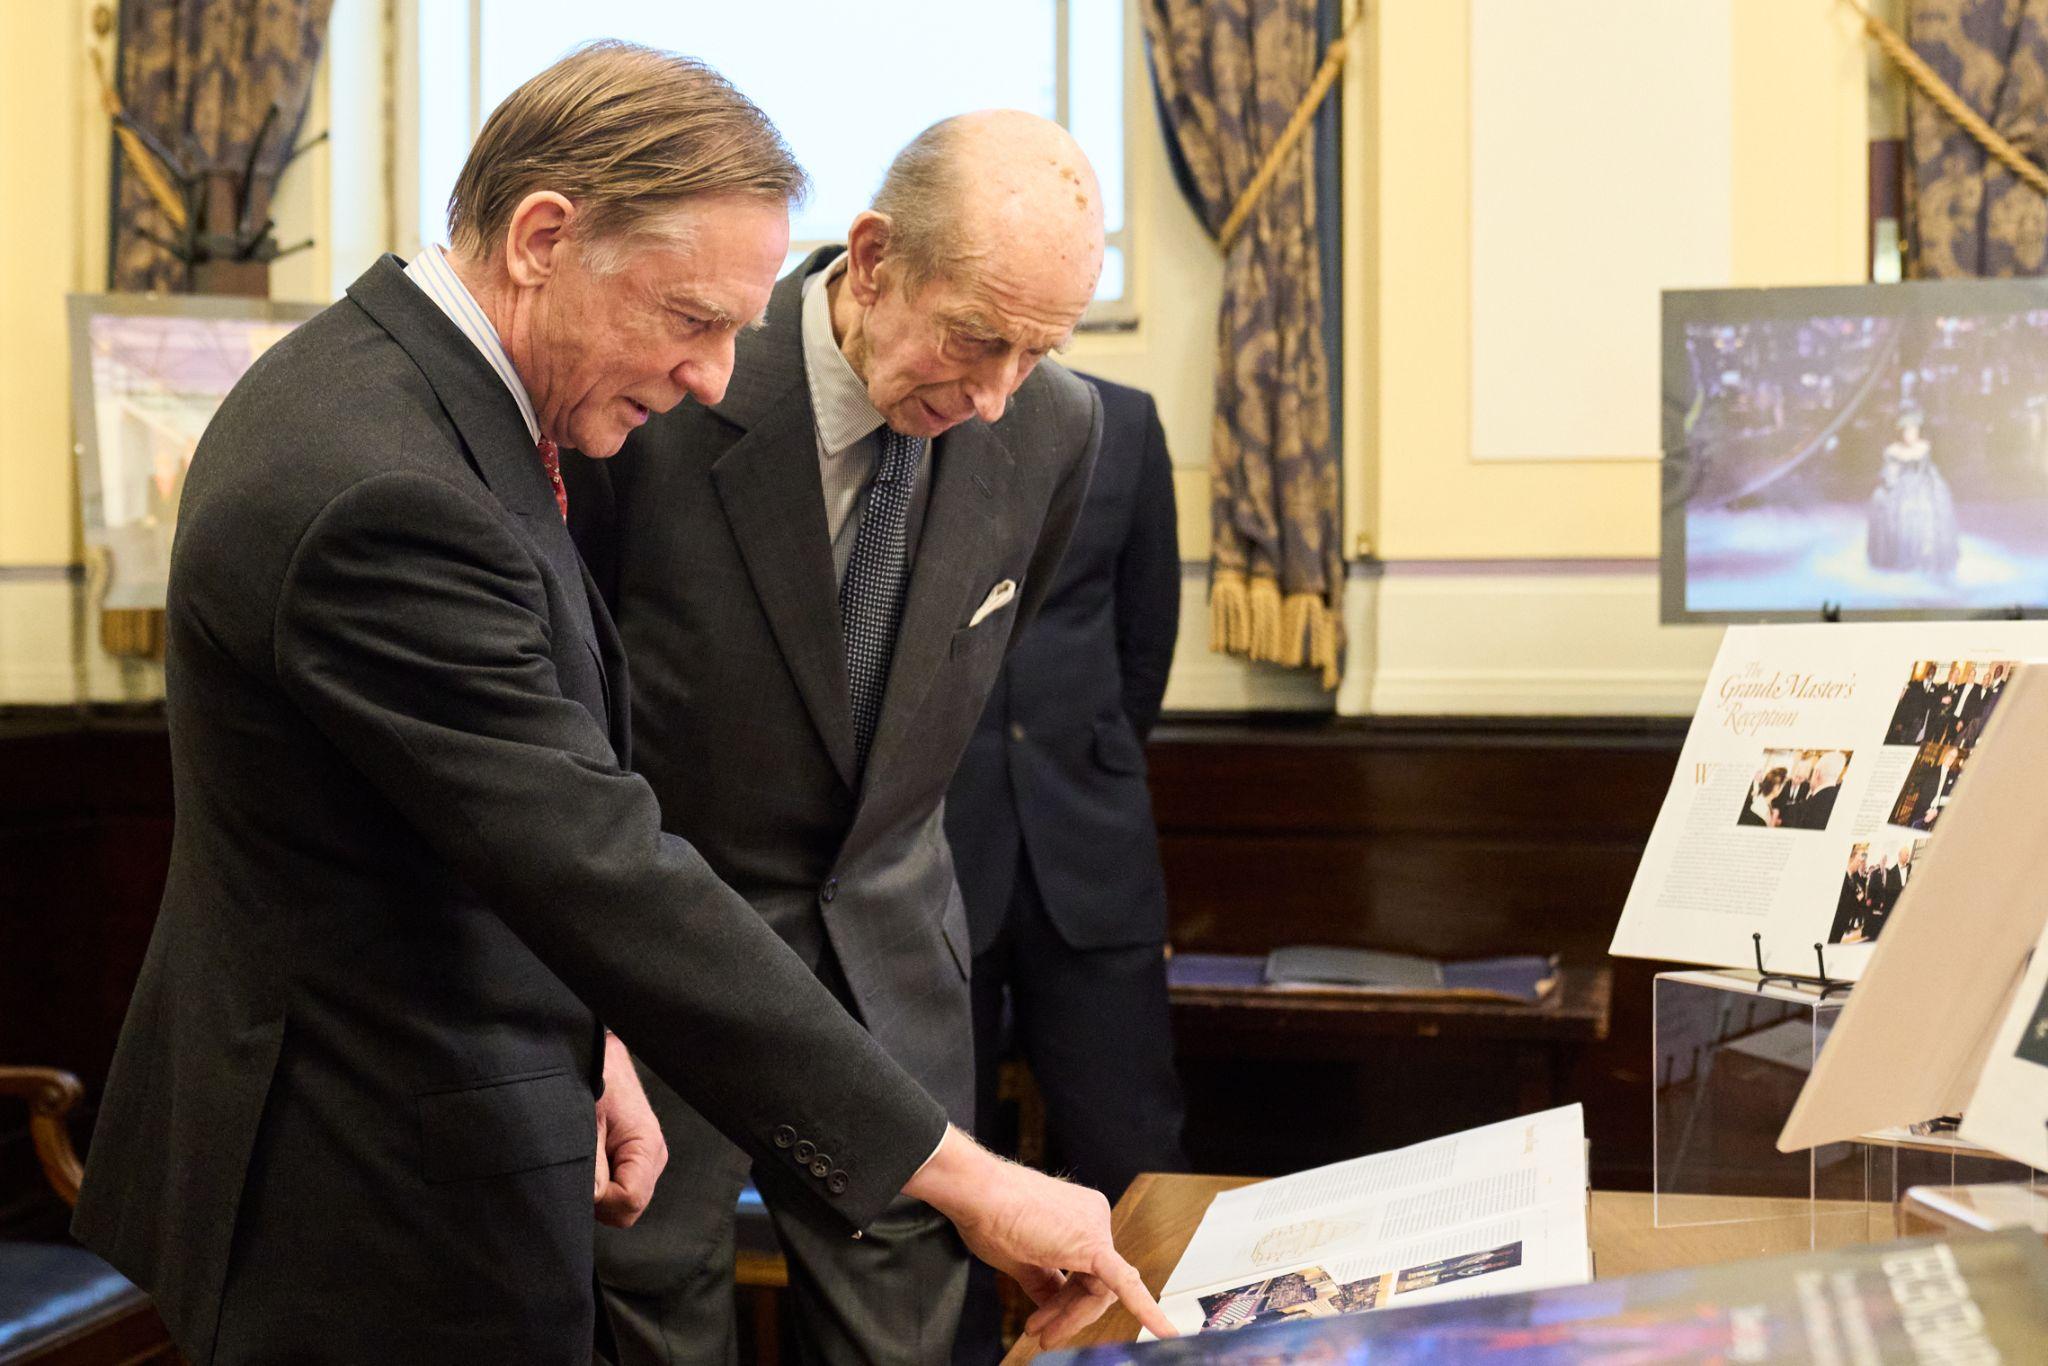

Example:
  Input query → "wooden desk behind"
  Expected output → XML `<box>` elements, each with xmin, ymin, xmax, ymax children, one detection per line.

<box><xmin>1001</xmin><ymin>1174</ymin><xmax>1895</xmax><ymax>1362</ymax></box>
<box><xmin>1168</xmin><ymin>958</ymin><xmax>1610</xmax><ymax>1116</ymax></box>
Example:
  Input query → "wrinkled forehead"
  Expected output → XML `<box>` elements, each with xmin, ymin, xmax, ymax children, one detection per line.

<box><xmin>929</xmin><ymin>253</ymin><xmax>1097</xmax><ymax>349</ymax></box>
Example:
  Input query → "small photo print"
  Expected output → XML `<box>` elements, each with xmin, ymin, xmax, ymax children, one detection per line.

<box><xmin>1391</xmin><ymin>1242</ymin><xmax>1525</xmax><ymax>1294</ymax></box>
<box><xmin>1884</xmin><ymin>660</ymin><xmax>2016</xmax><ymax>748</ymax></box>
<box><xmin>1827</xmin><ymin>837</ymin><xmax>1929</xmax><ymax>945</ymax></box>
<box><xmin>1198</xmin><ymin>1267</ymin><xmax>1347</xmax><ymax>1333</ymax></box>
<box><xmin>2015</xmin><ymin>980</ymin><xmax>2048</xmax><ymax>1070</ymax></box>
<box><xmin>1736</xmin><ymin>748</ymin><xmax>1853</xmax><ymax>831</ymax></box>
<box><xmin>1888</xmin><ymin>743</ymin><xmax>1970</xmax><ymax>833</ymax></box>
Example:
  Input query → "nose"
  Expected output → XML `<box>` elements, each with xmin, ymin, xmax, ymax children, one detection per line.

<box><xmin>964</xmin><ymin>353</ymin><xmax>1024</xmax><ymax>425</ymax></box>
<box><xmin>673</xmin><ymin>334</ymin><xmax>738</xmax><ymax>407</ymax></box>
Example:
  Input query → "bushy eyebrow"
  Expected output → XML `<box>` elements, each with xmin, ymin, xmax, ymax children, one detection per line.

<box><xmin>950</xmin><ymin>310</ymin><xmax>1072</xmax><ymax>353</ymax></box>
<box><xmin>657</xmin><ymin>291</ymin><xmax>738</xmax><ymax>329</ymax></box>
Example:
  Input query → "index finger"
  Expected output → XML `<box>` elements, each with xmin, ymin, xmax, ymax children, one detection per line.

<box><xmin>1089</xmin><ymin>1249</ymin><xmax>1178</xmax><ymax>1340</ymax></box>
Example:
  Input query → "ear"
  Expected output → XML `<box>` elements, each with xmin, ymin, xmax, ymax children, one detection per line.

<box><xmin>502</xmin><ymin>191</ymin><xmax>575</xmax><ymax>289</ymax></box>
<box><xmin>842</xmin><ymin>210</ymin><xmax>892</xmax><ymax>306</ymax></box>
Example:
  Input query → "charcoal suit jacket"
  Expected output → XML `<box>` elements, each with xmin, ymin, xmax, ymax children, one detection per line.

<box><xmin>70</xmin><ymin>256</ymin><xmax>946</xmax><ymax>1365</ymax></box>
<box><xmin>566</xmin><ymin>247</ymin><xmax>1101</xmax><ymax>1131</ymax></box>
<box><xmin>945</xmin><ymin>375</ymin><xmax>1180</xmax><ymax>954</ymax></box>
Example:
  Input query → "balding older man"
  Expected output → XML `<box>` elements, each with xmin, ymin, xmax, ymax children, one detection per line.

<box><xmin>75</xmin><ymin>49</ymin><xmax>1161</xmax><ymax>1364</ymax></box>
<box><xmin>566</xmin><ymin>111</ymin><xmax>1109</xmax><ymax>1363</ymax></box>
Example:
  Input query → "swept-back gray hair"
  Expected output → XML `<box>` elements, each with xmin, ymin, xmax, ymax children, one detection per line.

<box><xmin>868</xmin><ymin>118</ymin><xmax>969</xmax><ymax>288</ymax></box>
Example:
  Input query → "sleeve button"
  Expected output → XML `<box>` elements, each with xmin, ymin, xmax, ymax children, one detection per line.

<box><xmin>810</xmin><ymin>1155</ymin><xmax>832</xmax><ymax>1178</ymax></box>
<box><xmin>794</xmin><ymin>1139</ymin><xmax>817</xmax><ymax>1164</ymax></box>
<box><xmin>773</xmin><ymin>1125</ymin><xmax>796</xmax><ymax>1149</ymax></box>
<box><xmin>826</xmin><ymin>1170</ymin><xmax>850</xmax><ymax>1196</ymax></box>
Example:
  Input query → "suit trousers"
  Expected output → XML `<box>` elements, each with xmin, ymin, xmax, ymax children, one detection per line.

<box><xmin>952</xmin><ymin>852</ymin><xmax>1187</xmax><ymax>1363</ymax></box>
<box><xmin>597</xmin><ymin>1067</ymin><xmax>967</xmax><ymax>1366</ymax></box>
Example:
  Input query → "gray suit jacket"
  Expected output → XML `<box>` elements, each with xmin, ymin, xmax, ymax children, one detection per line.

<box><xmin>72</xmin><ymin>256</ymin><xmax>946</xmax><ymax>1365</ymax></box>
<box><xmin>568</xmin><ymin>247</ymin><xmax>1101</xmax><ymax>1126</ymax></box>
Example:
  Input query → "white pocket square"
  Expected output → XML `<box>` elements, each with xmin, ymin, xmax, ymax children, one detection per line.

<box><xmin>967</xmin><ymin>579</ymin><xmax>1017</xmax><ymax>628</ymax></box>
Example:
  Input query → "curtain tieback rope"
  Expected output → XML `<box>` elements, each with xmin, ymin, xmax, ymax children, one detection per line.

<box><xmin>1215</xmin><ymin>3</ymin><xmax>1368</xmax><ymax>254</ymax></box>
<box><xmin>1844</xmin><ymin>0</ymin><xmax>2048</xmax><ymax>199</ymax></box>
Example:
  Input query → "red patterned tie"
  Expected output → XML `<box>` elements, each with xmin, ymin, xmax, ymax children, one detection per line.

<box><xmin>536</xmin><ymin>436</ymin><xmax>567</xmax><ymax>522</ymax></box>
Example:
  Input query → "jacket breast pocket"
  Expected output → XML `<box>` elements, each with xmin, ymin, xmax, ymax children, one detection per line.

<box><xmin>949</xmin><ymin>620</ymin><xmax>1010</xmax><ymax>661</ymax></box>
<box><xmin>417</xmin><ymin>1067</ymin><xmax>593</xmax><ymax>1184</ymax></box>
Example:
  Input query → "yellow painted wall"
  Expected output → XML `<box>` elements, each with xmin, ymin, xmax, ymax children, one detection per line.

<box><xmin>0</xmin><ymin>0</ymin><xmax>105</xmax><ymax>566</ymax></box>
<box><xmin>1355</xmin><ymin>0</ymin><xmax>1869</xmax><ymax>563</ymax></box>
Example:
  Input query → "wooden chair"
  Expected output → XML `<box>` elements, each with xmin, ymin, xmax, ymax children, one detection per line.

<box><xmin>0</xmin><ymin>1067</ymin><xmax>179</xmax><ymax>1366</ymax></box>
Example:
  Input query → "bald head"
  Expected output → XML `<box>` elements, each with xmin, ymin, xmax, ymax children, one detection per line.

<box><xmin>830</xmin><ymin>110</ymin><xmax>1105</xmax><ymax>438</ymax></box>
<box><xmin>871</xmin><ymin>110</ymin><xmax>1103</xmax><ymax>296</ymax></box>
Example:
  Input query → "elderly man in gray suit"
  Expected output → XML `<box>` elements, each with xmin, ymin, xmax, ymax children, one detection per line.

<box><xmin>566</xmin><ymin>110</ymin><xmax>1106</xmax><ymax>1363</ymax></box>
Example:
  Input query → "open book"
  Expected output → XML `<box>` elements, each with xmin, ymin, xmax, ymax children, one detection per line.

<box><xmin>1141</xmin><ymin>1107</ymin><xmax>1591</xmax><ymax>1340</ymax></box>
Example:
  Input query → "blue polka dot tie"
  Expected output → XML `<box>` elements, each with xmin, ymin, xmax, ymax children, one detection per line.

<box><xmin>839</xmin><ymin>429</ymin><xmax>925</xmax><ymax>775</ymax></box>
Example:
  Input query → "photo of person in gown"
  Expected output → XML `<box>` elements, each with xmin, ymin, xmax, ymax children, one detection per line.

<box><xmin>1866</xmin><ymin>406</ymin><xmax>1959</xmax><ymax>577</ymax></box>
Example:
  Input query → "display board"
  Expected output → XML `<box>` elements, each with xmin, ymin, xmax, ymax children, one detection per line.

<box><xmin>1662</xmin><ymin>279</ymin><xmax>2048</xmax><ymax>621</ymax></box>
<box><xmin>1609</xmin><ymin>621</ymin><xmax>2048</xmax><ymax>978</ymax></box>
<box><xmin>68</xmin><ymin>293</ymin><xmax>322</xmax><ymax>610</ymax></box>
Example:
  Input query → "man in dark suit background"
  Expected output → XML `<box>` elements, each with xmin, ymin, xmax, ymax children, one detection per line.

<box><xmin>1829</xmin><ymin>847</ymin><xmax>1872</xmax><ymax>942</ymax></box>
<box><xmin>72</xmin><ymin>48</ymin><xmax>1163</xmax><ymax>1365</ymax></box>
<box><xmin>566</xmin><ymin>111</ymin><xmax>1112</xmax><ymax>1363</ymax></box>
<box><xmin>945</xmin><ymin>374</ymin><xmax>1188</xmax><ymax>1363</ymax></box>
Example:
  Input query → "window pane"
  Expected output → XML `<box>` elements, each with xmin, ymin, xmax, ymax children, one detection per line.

<box><xmin>414</xmin><ymin>1</ymin><xmax>473</xmax><ymax>251</ymax></box>
<box><xmin>472</xmin><ymin>0</ymin><xmax>1056</xmax><ymax>244</ymax></box>
<box><xmin>418</xmin><ymin>0</ymin><xmax>1128</xmax><ymax>304</ymax></box>
<box><xmin>1067</xmin><ymin>0</ymin><xmax>1124</xmax><ymax>235</ymax></box>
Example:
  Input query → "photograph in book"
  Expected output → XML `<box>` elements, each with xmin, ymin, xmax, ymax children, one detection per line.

<box><xmin>1192</xmin><ymin>1243</ymin><xmax>1527</xmax><ymax>1335</ymax></box>
<box><xmin>2014</xmin><ymin>978</ymin><xmax>2048</xmax><ymax>1069</ymax></box>
<box><xmin>1887</xmin><ymin>741</ymin><xmax>1972</xmax><ymax>833</ymax></box>
<box><xmin>1883</xmin><ymin>658</ymin><xmax>2015</xmax><ymax>747</ymax></box>
<box><xmin>1825</xmin><ymin>836</ymin><xmax>1928</xmax><ymax>945</ymax></box>
<box><xmin>1607</xmin><ymin>621</ymin><xmax>2048</xmax><ymax>977</ymax></box>
<box><xmin>1733</xmin><ymin>747</ymin><xmax>1852</xmax><ymax>830</ymax></box>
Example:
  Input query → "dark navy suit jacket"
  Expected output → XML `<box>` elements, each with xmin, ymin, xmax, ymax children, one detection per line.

<box><xmin>945</xmin><ymin>375</ymin><xmax>1180</xmax><ymax>954</ymax></box>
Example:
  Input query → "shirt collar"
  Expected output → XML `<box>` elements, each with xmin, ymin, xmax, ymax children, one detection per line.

<box><xmin>403</xmin><ymin>245</ymin><xmax>543</xmax><ymax>446</ymax></box>
<box><xmin>801</xmin><ymin>254</ymin><xmax>888</xmax><ymax>456</ymax></box>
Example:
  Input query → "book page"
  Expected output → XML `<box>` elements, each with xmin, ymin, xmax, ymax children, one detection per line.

<box><xmin>1144</xmin><ymin>1107</ymin><xmax>1590</xmax><ymax>1340</ymax></box>
<box><xmin>1608</xmin><ymin>622</ymin><xmax>2048</xmax><ymax>976</ymax></box>
<box><xmin>1960</xmin><ymin>917</ymin><xmax>2048</xmax><ymax>1169</ymax></box>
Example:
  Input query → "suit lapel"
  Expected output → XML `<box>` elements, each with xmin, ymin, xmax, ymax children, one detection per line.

<box><xmin>860</xmin><ymin>419</ymin><xmax>1014</xmax><ymax>785</ymax></box>
<box><xmin>347</xmin><ymin>255</ymin><xmax>611</xmax><ymax>733</ymax></box>
<box><xmin>707</xmin><ymin>252</ymin><xmax>860</xmax><ymax>789</ymax></box>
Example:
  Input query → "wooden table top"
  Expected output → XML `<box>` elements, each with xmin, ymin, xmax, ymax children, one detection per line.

<box><xmin>1000</xmin><ymin>1174</ymin><xmax>1892</xmax><ymax>1362</ymax></box>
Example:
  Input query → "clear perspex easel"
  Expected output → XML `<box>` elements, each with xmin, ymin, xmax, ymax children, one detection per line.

<box><xmin>1653</xmin><ymin>964</ymin><xmax>1879</xmax><ymax>1248</ymax></box>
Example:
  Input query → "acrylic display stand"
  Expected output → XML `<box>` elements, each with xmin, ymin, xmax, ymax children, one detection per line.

<box><xmin>1863</xmin><ymin>1126</ymin><xmax>2042</xmax><ymax>1208</ymax></box>
<box><xmin>1653</xmin><ymin>968</ymin><xmax>1877</xmax><ymax>1248</ymax></box>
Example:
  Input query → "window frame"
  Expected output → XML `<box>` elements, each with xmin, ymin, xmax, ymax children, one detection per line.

<box><xmin>391</xmin><ymin>0</ymin><xmax>1138</xmax><ymax>329</ymax></box>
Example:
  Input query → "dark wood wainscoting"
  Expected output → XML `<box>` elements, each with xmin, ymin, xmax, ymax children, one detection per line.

<box><xmin>0</xmin><ymin>711</ymin><xmax>1688</xmax><ymax>1231</ymax></box>
<box><xmin>0</xmin><ymin>714</ymin><xmax>173</xmax><ymax>1238</ymax></box>
<box><xmin>1146</xmin><ymin>715</ymin><xmax>1687</xmax><ymax>1191</ymax></box>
